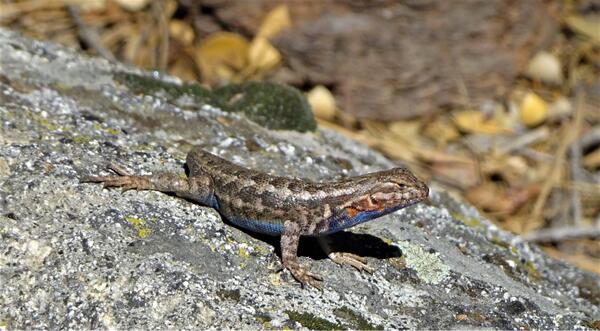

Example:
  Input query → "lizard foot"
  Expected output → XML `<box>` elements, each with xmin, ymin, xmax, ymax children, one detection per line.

<box><xmin>328</xmin><ymin>252</ymin><xmax>374</xmax><ymax>273</ymax></box>
<box><xmin>82</xmin><ymin>164</ymin><xmax>150</xmax><ymax>192</ymax></box>
<box><xmin>285</xmin><ymin>263</ymin><xmax>323</xmax><ymax>289</ymax></box>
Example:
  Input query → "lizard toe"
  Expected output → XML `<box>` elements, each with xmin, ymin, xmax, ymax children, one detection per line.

<box><xmin>329</xmin><ymin>252</ymin><xmax>374</xmax><ymax>273</ymax></box>
<box><xmin>286</xmin><ymin>263</ymin><xmax>323</xmax><ymax>289</ymax></box>
<box><xmin>108</xmin><ymin>163</ymin><xmax>131</xmax><ymax>176</ymax></box>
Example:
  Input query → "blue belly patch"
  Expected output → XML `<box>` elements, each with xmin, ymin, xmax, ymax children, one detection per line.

<box><xmin>320</xmin><ymin>205</ymin><xmax>406</xmax><ymax>235</ymax></box>
<box><xmin>227</xmin><ymin>217</ymin><xmax>284</xmax><ymax>235</ymax></box>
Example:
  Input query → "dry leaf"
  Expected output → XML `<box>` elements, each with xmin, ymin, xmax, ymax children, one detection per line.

<box><xmin>247</xmin><ymin>36</ymin><xmax>281</xmax><ymax>73</ymax></box>
<box><xmin>417</xmin><ymin>149</ymin><xmax>480</xmax><ymax>188</ymax></box>
<box><xmin>0</xmin><ymin>1</ymin><xmax>61</xmax><ymax>21</ymax></box>
<box><xmin>256</xmin><ymin>4</ymin><xmax>291</xmax><ymax>40</ymax></box>
<box><xmin>423</xmin><ymin>118</ymin><xmax>460</xmax><ymax>145</ymax></box>
<box><xmin>543</xmin><ymin>245</ymin><xmax>600</xmax><ymax>274</ymax></box>
<box><xmin>375</xmin><ymin>138</ymin><xmax>416</xmax><ymax>162</ymax></box>
<box><xmin>169</xmin><ymin>19</ymin><xmax>195</xmax><ymax>45</ymax></box>
<box><xmin>470</xmin><ymin>184</ymin><xmax>538</xmax><ymax>215</ymax></box>
<box><xmin>466</xmin><ymin>183</ymin><xmax>513</xmax><ymax>214</ymax></box>
<box><xmin>307</xmin><ymin>85</ymin><xmax>336</xmax><ymax>121</ymax></box>
<box><xmin>525</xmin><ymin>51</ymin><xmax>563</xmax><ymax>85</ymax></box>
<box><xmin>453</xmin><ymin>109</ymin><xmax>512</xmax><ymax>134</ymax></box>
<box><xmin>565</xmin><ymin>15</ymin><xmax>600</xmax><ymax>44</ymax></box>
<box><xmin>101</xmin><ymin>22</ymin><xmax>135</xmax><ymax>49</ymax></box>
<box><xmin>114</xmin><ymin>0</ymin><xmax>150</xmax><ymax>11</ymax></box>
<box><xmin>481</xmin><ymin>155</ymin><xmax>529</xmax><ymax>185</ymax></box>
<box><xmin>388</xmin><ymin>120</ymin><xmax>421</xmax><ymax>141</ymax></box>
<box><xmin>520</xmin><ymin>92</ymin><xmax>548</xmax><ymax>127</ymax></box>
<box><xmin>583</xmin><ymin>147</ymin><xmax>600</xmax><ymax>169</ymax></box>
<box><xmin>123</xmin><ymin>23</ymin><xmax>145</xmax><ymax>64</ymax></box>
<box><xmin>196</xmin><ymin>32</ymin><xmax>249</xmax><ymax>84</ymax></box>
<box><xmin>503</xmin><ymin>214</ymin><xmax>545</xmax><ymax>235</ymax></box>
<box><xmin>547</xmin><ymin>96</ymin><xmax>572</xmax><ymax>120</ymax></box>
<box><xmin>65</xmin><ymin>0</ymin><xmax>106</xmax><ymax>11</ymax></box>
<box><xmin>169</xmin><ymin>55</ymin><xmax>199</xmax><ymax>82</ymax></box>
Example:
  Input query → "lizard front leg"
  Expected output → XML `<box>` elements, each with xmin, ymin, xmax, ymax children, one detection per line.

<box><xmin>281</xmin><ymin>220</ymin><xmax>323</xmax><ymax>289</ymax></box>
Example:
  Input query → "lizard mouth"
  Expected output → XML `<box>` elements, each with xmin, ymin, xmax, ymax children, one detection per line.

<box><xmin>399</xmin><ymin>186</ymin><xmax>429</xmax><ymax>205</ymax></box>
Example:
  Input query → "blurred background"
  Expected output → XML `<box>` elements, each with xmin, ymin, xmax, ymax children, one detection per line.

<box><xmin>1</xmin><ymin>0</ymin><xmax>598</xmax><ymax>274</ymax></box>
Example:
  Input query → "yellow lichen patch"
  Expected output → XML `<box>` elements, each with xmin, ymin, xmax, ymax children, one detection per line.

<box><xmin>0</xmin><ymin>320</ymin><xmax>11</xmax><ymax>329</ymax></box>
<box><xmin>238</xmin><ymin>246</ymin><xmax>250</xmax><ymax>258</ymax></box>
<box><xmin>70</xmin><ymin>135</ymin><xmax>92</xmax><ymax>144</ymax></box>
<box><xmin>451</xmin><ymin>212</ymin><xmax>482</xmax><ymax>228</ymax></box>
<box><xmin>105</xmin><ymin>128</ymin><xmax>120</xmax><ymax>135</ymax></box>
<box><xmin>43</xmin><ymin>162</ymin><xmax>54</xmax><ymax>173</ymax></box>
<box><xmin>268</xmin><ymin>272</ymin><xmax>282</xmax><ymax>287</ymax></box>
<box><xmin>254</xmin><ymin>244</ymin><xmax>270</xmax><ymax>257</ymax></box>
<box><xmin>124</xmin><ymin>216</ymin><xmax>151</xmax><ymax>238</ymax></box>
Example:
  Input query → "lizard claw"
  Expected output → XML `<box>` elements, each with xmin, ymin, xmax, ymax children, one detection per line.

<box><xmin>328</xmin><ymin>252</ymin><xmax>374</xmax><ymax>273</ymax></box>
<box><xmin>285</xmin><ymin>263</ymin><xmax>323</xmax><ymax>290</ymax></box>
<box><xmin>107</xmin><ymin>163</ymin><xmax>131</xmax><ymax>176</ymax></box>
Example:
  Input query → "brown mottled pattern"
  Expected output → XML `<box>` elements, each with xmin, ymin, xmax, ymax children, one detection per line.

<box><xmin>84</xmin><ymin>147</ymin><xmax>429</xmax><ymax>288</ymax></box>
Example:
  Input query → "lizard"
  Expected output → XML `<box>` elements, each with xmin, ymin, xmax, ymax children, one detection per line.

<box><xmin>83</xmin><ymin>147</ymin><xmax>429</xmax><ymax>288</ymax></box>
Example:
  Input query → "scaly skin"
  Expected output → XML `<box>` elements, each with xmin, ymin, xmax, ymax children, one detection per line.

<box><xmin>83</xmin><ymin>147</ymin><xmax>429</xmax><ymax>288</ymax></box>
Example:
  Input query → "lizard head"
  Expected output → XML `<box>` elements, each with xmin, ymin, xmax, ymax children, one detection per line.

<box><xmin>343</xmin><ymin>168</ymin><xmax>429</xmax><ymax>217</ymax></box>
<box><xmin>370</xmin><ymin>167</ymin><xmax>429</xmax><ymax>208</ymax></box>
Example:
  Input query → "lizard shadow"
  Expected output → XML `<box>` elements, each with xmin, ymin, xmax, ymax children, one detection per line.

<box><xmin>230</xmin><ymin>224</ymin><xmax>403</xmax><ymax>261</ymax></box>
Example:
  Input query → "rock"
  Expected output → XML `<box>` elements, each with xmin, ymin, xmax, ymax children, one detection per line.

<box><xmin>0</xmin><ymin>28</ymin><xmax>598</xmax><ymax>329</ymax></box>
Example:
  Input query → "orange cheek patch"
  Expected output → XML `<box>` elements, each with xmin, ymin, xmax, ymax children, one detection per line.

<box><xmin>360</xmin><ymin>197</ymin><xmax>385</xmax><ymax>212</ymax></box>
<box><xmin>346</xmin><ymin>197</ymin><xmax>386</xmax><ymax>216</ymax></box>
<box><xmin>345</xmin><ymin>207</ymin><xmax>359</xmax><ymax>217</ymax></box>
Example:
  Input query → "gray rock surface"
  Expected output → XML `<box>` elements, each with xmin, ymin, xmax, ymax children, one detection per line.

<box><xmin>0</xmin><ymin>28</ymin><xmax>599</xmax><ymax>330</ymax></box>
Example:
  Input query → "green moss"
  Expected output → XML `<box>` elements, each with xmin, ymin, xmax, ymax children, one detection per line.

<box><xmin>333</xmin><ymin>307</ymin><xmax>383</xmax><ymax>330</ymax></box>
<box><xmin>217</xmin><ymin>288</ymin><xmax>241</xmax><ymax>302</ymax></box>
<box><xmin>286</xmin><ymin>310</ymin><xmax>342</xmax><ymax>330</ymax></box>
<box><xmin>523</xmin><ymin>261</ymin><xmax>540</xmax><ymax>282</ymax></box>
<box><xmin>38</xmin><ymin>118</ymin><xmax>59</xmax><ymax>131</ymax></box>
<box><xmin>124</xmin><ymin>216</ymin><xmax>151</xmax><ymax>238</ymax></box>
<box><xmin>115</xmin><ymin>73</ymin><xmax>316</xmax><ymax>132</ymax></box>
<box><xmin>255</xmin><ymin>315</ymin><xmax>273</xmax><ymax>329</ymax></box>
<box><xmin>510</xmin><ymin>246</ymin><xmax>518</xmax><ymax>255</ymax></box>
<box><xmin>489</xmin><ymin>235</ymin><xmax>511</xmax><ymax>249</ymax></box>
<box><xmin>214</xmin><ymin>82</ymin><xmax>317</xmax><ymax>132</ymax></box>
<box><xmin>93</xmin><ymin>122</ymin><xmax>120</xmax><ymax>136</ymax></box>
<box><xmin>113</xmin><ymin>71</ymin><xmax>220</xmax><ymax>106</ymax></box>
